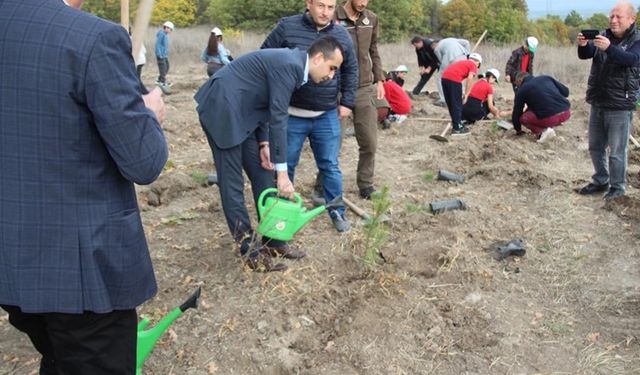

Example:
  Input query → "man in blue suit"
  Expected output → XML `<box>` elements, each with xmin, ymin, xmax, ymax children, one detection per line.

<box><xmin>195</xmin><ymin>37</ymin><xmax>344</xmax><ymax>272</ymax></box>
<box><xmin>0</xmin><ymin>0</ymin><xmax>168</xmax><ymax>373</ymax></box>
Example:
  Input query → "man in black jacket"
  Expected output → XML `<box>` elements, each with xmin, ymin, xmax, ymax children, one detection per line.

<box><xmin>410</xmin><ymin>36</ymin><xmax>439</xmax><ymax>96</ymax></box>
<box><xmin>512</xmin><ymin>72</ymin><xmax>571</xmax><ymax>143</ymax></box>
<box><xmin>261</xmin><ymin>0</ymin><xmax>358</xmax><ymax>232</ymax></box>
<box><xmin>576</xmin><ymin>1</ymin><xmax>640</xmax><ymax>200</ymax></box>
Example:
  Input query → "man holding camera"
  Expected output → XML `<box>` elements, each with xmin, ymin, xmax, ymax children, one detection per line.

<box><xmin>576</xmin><ymin>0</ymin><xmax>640</xmax><ymax>200</ymax></box>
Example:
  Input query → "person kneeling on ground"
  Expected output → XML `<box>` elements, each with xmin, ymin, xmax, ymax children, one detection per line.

<box><xmin>441</xmin><ymin>53</ymin><xmax>482</xmax><ymax>136</ymax></box>
<box><xmin>462</xmin><ymin>68</ymin><xmax>506</xmax><ymax>124</ymax></box>
<box><xmin>512</xmin><ymin>71</ymin><xmax>571</xmax><ymax>143</ymax></box>
<box><xmin>376</xmin><ymin>65</ymin><xmax>412</xmax><ymax>129</ymax></box>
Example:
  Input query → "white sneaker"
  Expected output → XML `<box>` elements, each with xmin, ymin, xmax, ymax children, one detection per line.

<box><xmin>537</xmin><ymin>128</ymin><xmax>556</xmax><ymax>143</ymax></box>
<box><xmin>396</xmin><ymin>115</ymin><xmax>407</xmax><ymax>123</ymax></box>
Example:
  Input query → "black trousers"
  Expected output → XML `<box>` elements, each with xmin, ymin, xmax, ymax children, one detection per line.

<box><xmin>136</xmin><ymin>64</ymin><xmax>148</xmax><ymax>95</ymax></box>
<box><xmin>1</xmin><ymin>305</ymin><xmax>137</xmax><ymax>375</ymax></box>
<box><xmin>202</xmin><ymin>128</ymin><xmax>285</xmax><ymax>252</ymax></box>
<box><xmin>156</xmin><ymin>57</ymin><xmax>169</xmax><ymax>83</ymax></box>
<box><xmin>462</xmin><ymin>97</ymin><xmax>489</xmax><ymax>123</ymax></box>
<box><xmin>206</xmin><ymin>62</ymin><xmax>224</xmax><ymax>77</ymax></box>
<box><xmin>442</xmin><ymin>78</ymin><xmax>463</xmax><ymax>128</ymax></box>
<box><xmin>411</xmin><ymin>69</ymin><xmax>436</xmax><ymax>95</ymax></box>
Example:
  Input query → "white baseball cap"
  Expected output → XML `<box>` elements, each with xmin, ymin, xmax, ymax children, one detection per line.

<box><xmin>468</xmin><ymin>52</ymin><xmax>482</xmax><ymax>64</ymax></box>
<box><xmin>394</xmin><ymin>65</ymin><xmax>409</xmax><ymax>73</ymax></box>
<box><xmin>485</xmin><ymin>68</ymin><xmax>500</xmax><ymax>82</ymax></box>
<box><xmin>211</xmin><ymin>27</ymin><xmax>223</xmax><ymax>36</ymax></box>
<box><xmin>163</xmin><ymin>21</ymin><xmax>175</xmax><ymax>30</ymax></box>
<box><xmin>527</xmin><ymin>36</ymin><xmax>538</xmax><ymax>52</ymax></box>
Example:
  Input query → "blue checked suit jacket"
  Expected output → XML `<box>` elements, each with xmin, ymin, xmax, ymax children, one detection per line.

<box><xmin>0</xmin><ymin>0</ymin><xmax>168</xmax><ymax>313</ymax></box>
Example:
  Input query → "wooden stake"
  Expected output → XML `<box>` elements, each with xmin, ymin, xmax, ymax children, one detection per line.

<box><xmin>120</xmin><ymin>0</ymin><xmax>129</xmax><ymax>31</ymax></box>
<box><xmin>131</xmin><ymin>0</ymin><xmax>155</xmax><ymax>61</ymax></box>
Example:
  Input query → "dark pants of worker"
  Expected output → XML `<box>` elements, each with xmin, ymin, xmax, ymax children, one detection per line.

<box><xmin>442</xmin><ymin>78</ymin><xmax>463</xmax><ymax>129</ymax></box>
<box><xmin>136</xmin><ymin>64</ymin><xmax>148</xmax><ymax>94</ymax></box>
<box><xmin>206</xmin><ymin>62</ymin><xmax>225</xmax><ymax>77</ymax></box>
<box><xmin>412</xmin><ymin>69</ymin><xmax>436</xmax><ymax>95</ymax></box>
<box><xmin>156</xmin><ymin>57</ymin><xmax>169</xmax><ymax>84</ymax></box>
<box><xmin>202</xmin><ymin>128</ymin><xmax>285</xmax><ymax>252</ymax></box>
<box><xmin>1</xmin><ymin>305</ymin><xmax>136</xmax><ymax>375</ymax></box>
<box><xmin>462</xmin><ymin>97</ymin><xmax>489</xmax><ymax>123</ymax></box>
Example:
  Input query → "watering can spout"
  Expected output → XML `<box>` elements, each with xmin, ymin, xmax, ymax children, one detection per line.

<box><xmin>179</xmin><ymin>287</ymin><xmax>201</xmax><ymax>312</ymax></box>
<box><xmin>136</xmin><ymin>287</ymin><xmax>201</xmax><ymax>375</ymax></box>
<box><xmin>299</xmin><ymin>205</ymin><xmax>326</xmax><ymax>230</ymax></box>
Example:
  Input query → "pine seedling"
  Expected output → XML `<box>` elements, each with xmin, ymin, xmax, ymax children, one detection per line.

<box><xmin>362</xmin><ymin>185</ymin><xmax>391</xmax><ymax>269</ymax></box>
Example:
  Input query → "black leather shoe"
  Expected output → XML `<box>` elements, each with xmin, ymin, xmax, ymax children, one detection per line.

<box><xmin>575</xmin><ymin>183</ymin><xmax>609</xmax><ymax>195</ymax></box>
<box><xmin>264</xmin><ymin>244</ymin><xmax>306</xmax><ymax>259</ymax></box>
<box><xmin>603</xmin><ymin>188</ymin><xmax>624</xmax><ymax>200</ymax></box>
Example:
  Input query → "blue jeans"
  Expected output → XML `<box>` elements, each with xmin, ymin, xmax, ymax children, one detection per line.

<box><xmin>588</xmin><ymin>105</ymin><xmax>631</xmax><ymax>192</ymax></box>
<box><xmin>287</xmin><ymin>109</ymin><xmax>345</xmax><ymax>215</ymax></box>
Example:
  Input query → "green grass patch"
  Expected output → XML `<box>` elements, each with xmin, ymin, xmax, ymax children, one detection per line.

<box><xmin>406</xmin><ymin>203</ymin><xmax>426</xmax><ymax>213</ymax></box>
<box><xmin>161</xmin><ymin>211</ymin><xmax>200</xmax><ymax>225</ymax></box>
<box><xmin>190</xmin><ymin>171</ymin><xmax>209</xmax><ymax>186</ymax></box>
<box><xmin>422</xmin><ymin>170</ymin><xmax>434</xmax><ymax>182</ymax></box>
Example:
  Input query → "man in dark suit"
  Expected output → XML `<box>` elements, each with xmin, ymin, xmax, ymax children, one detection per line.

<box><xmin>195</xmin><ymin>37</ymin><xmax>344</xmax><ymax>272</ymax></box>
<box><xmin>0</xmin><ymin>0</ymin><xmax>168</xmax><ymax>374</ymax></box>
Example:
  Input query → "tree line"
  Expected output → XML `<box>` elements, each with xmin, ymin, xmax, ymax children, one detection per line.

<box><xmin>82</xmin><ymin>0</ymin><xmax>626</xmax><ymax>45</ymax></box>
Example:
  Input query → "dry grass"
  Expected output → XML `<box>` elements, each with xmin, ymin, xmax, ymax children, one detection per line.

<box><xmin>142</xmin><ymin>28</ymin><xmax>590</xmax><ymax>87</ymax></box>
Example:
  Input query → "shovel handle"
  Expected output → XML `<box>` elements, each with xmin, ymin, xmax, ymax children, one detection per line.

<box><xmin>439</xmin><ymin>123</ymin><xmax>451</xmax><ymax>137</ymax></box>
<box><xmin>472</xmin><ymin>30</ymin><xmax>488</xmax><ymax>53</ymax></box>
<box><xmin>343</xmin><ymin>197</ymin><xmax>371</xmax><ymax>220</ymax></box>
<box><xmin>131</xmin><ymin>0</ymin><xmax>155</xmax><ymax>62</ymax></box>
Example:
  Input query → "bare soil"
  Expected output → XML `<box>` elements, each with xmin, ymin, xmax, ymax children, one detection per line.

<box><xmin>2</xmin><ymin>56</ymin><xmax>640</xmax><ymax>375</ymax></box>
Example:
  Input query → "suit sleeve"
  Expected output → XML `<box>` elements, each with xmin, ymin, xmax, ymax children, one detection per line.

<box><xmin>369</xmin><ymin>16</ymin><xmax>385</xmax><ymax>83</ymax></box>
<box><xmin>266</xmin><ymin>64</ymin><xmax>300</xmax><ymax>164</ymax></box>
<box><xmin>338</xmin><ymin>30</ymin><xmax>359</xmax><ymax>109</ymax></box>
<box><xmin>261</xmin><ymin>20</ymin><xmax>285</xmax><ymax>49</ymax></box>
<box><xmin>85</xmin><ymin>26</ymin><xmax>168</xmax><ymax>185</ymax></box>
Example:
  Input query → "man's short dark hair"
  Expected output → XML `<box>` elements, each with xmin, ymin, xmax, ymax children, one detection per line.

<box><xmin>515</xmin><ymin>71</ymin><xmax>530</xmax><ymax>83</ymax></box>
<box><xmin>308</xmin><ymin>36</ymin><xmax>344</xmax><ymax>60</ymax></box>
<box><xmin>411</xmin><ymin>36</ymin><xmax>423</xmax><ymax>45</ymax></box>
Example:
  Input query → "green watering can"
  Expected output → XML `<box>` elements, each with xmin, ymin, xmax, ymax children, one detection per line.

<box><xmin>136</xmin><ymin>287</ymin><xmax>201</xmax><ymax>375</ymax></box>
<box><xmin>257</xmin><ymin>188</ymin><xmax>343</xmax><ymax>241</ymax></box>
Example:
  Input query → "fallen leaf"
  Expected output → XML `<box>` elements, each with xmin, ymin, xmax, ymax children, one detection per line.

<box><xmin>207</xmin><ymin>362</ymin><xmax>219</xmax><ymax>374</ymax></box>
<box><xmin>587</xmin><ymin>332</ymin><xmax>600</xmax><ymax>343</ymax></box>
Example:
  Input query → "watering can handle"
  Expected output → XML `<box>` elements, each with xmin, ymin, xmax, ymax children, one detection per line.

<box><xmin>258</xmin><ymin>187</ymin><xmax>303</xmax><ymax>209</ymax></box>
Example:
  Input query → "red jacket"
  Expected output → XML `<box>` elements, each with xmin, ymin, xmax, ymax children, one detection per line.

<box><xmin>383</xmin><ymin>80</ymin><xmax>411</xmax><ymax>114</ymax></box>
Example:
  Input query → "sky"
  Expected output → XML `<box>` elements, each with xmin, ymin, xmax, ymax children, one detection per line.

<box><xmin>526</xmin><ymin>0</ymin><xmax>621</xmax><ymax>19</ymax></box>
